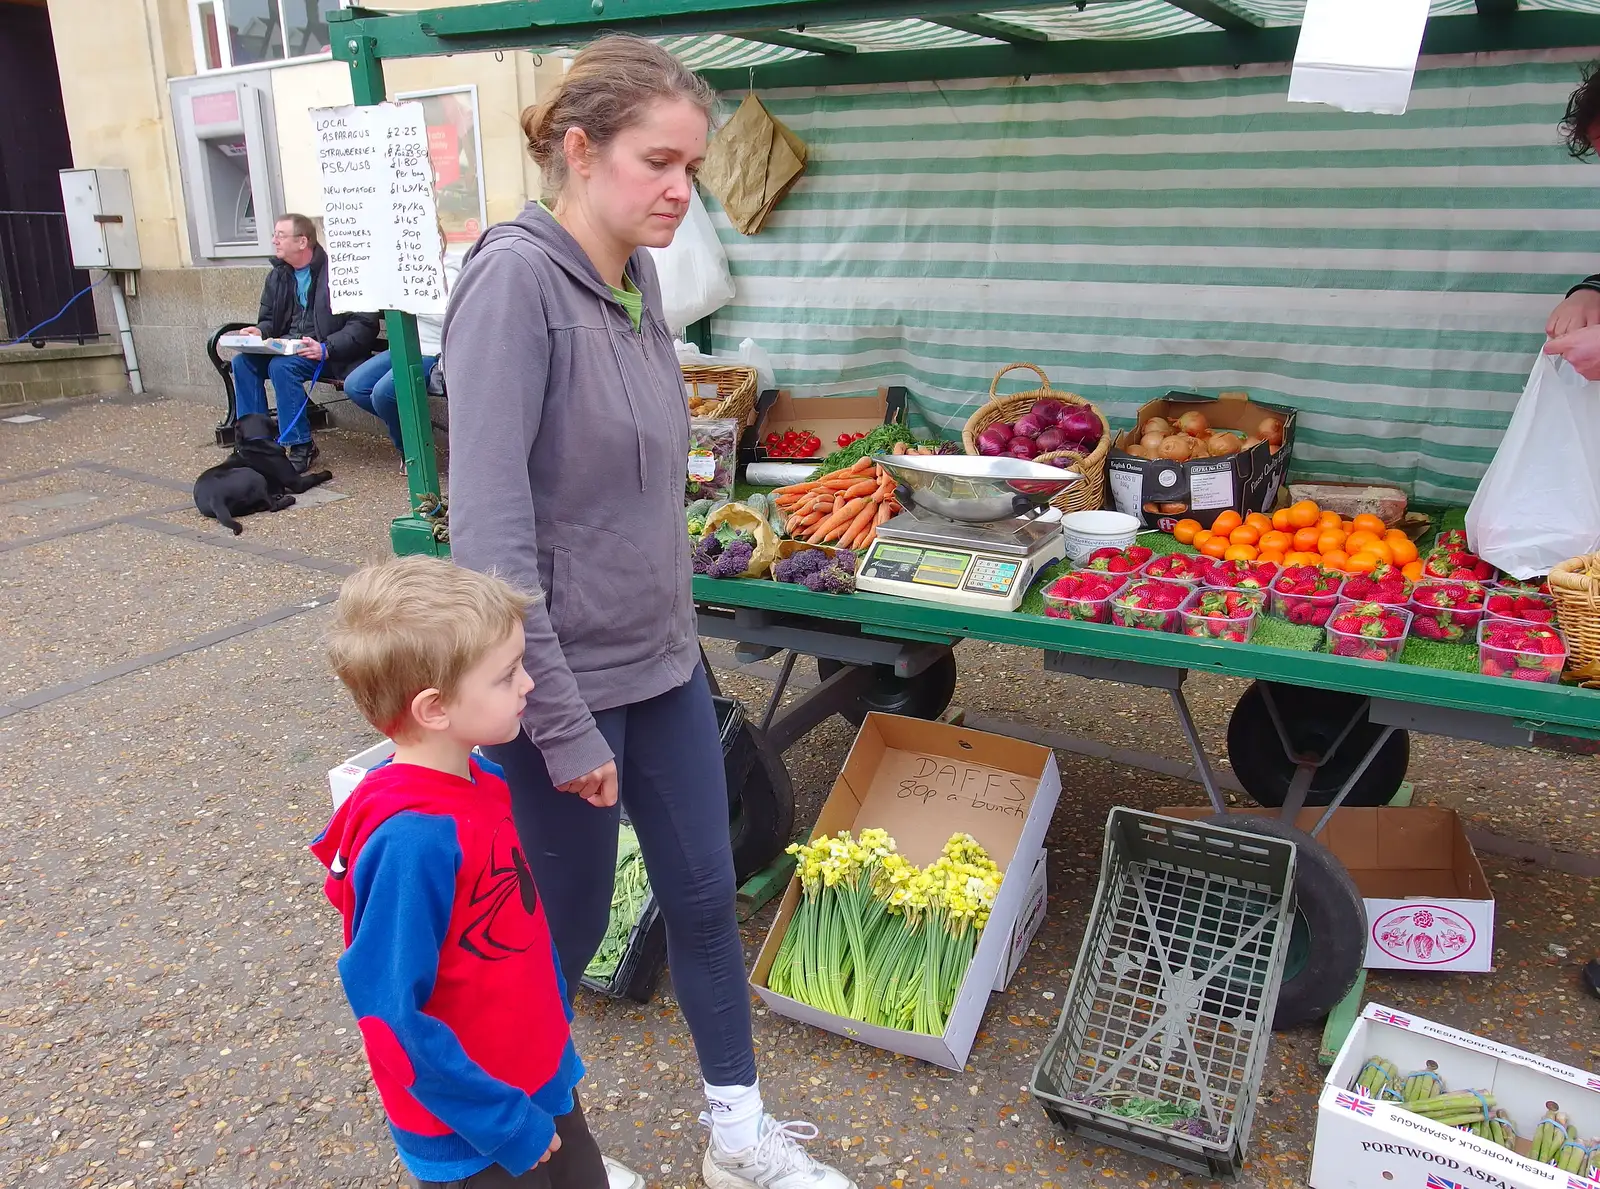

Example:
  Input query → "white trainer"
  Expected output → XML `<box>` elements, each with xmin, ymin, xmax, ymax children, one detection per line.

<box><xmin>604</xmin><ymin>1154</ymin><xmax>645</xmax><ymax>1189</ymax></box>
<box><xmin>700</xmin><ymin>1113</ymin><xmax>858</xmax><ymax>1189</ymax></box>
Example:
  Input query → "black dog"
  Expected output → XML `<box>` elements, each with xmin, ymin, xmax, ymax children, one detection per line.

<box><xmin>193</xmin><ymin>413</ymin><xmax>334</xmax><ymax>534</ymax></box>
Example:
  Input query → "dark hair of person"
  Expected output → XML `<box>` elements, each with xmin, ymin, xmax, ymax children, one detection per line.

<box><xmin>1560</xmin><ymin>61</ymin><xmax>1600</xmax><ymax>160</ymax></box>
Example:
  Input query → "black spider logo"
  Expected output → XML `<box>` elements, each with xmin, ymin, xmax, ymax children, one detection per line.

<box><xmin>458</xmin><ymin>819</ymin><xmax>542</xmax><ymax>961</ymax></box>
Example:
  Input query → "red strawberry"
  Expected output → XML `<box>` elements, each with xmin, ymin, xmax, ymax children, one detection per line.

<box><xmin>1151</xmin><ymin>583</ymin><xmax>1186</xmax><ymax>610</ymax></box>
<box><xmin>1107</xmin><ymin>557</ymin><xmax>1134</xmax><ymax>574</ymax></box>
<box><xmin>1480</xmin><ymin>657</ymin><xmax>1506</xmax><ymax>677</ymax></box>
<box><xmin>1413</xmin><ymin>616</ymin><xmax>1444</xmax><ymax>640</ymax></box>
<box><xmin>1127</xmin><ymin>546</ymin><xmax>1153</xmax><ymax>566</ymax></box>
<box><xmin>1331</xmin><ymin>610</ymin><xmax>1366</xmax><ymax>635</ymax></box>
<box><xmin>1510</xmin><ymin>666</ymin><xmax>1551</xmax><ymax>681</ymax></box>
<box><xmin>1088</xmin><ymin>547</ymin><xmax>1122</xmax><ymax>563</ymax></box>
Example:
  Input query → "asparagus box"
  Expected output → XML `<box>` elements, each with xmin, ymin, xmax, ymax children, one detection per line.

<box><xmin>327</xmin><ymin>738</ymin><xmax>396</xmax><ymax>809</ymax></box>
<box><xmin>1313</xmin><ymin>1003</ymin><xmax>1600</xmax><ymax>1189</ymax></box>
<box><xmin>1157</xmin><ymin>806</ymin><xmax>1494</xmax><ymax>972</ymax></box>
<box><xmin>750</xmin><ymin>713</ymin><xmax>1062</xmax><ymax>1071</ymax></box>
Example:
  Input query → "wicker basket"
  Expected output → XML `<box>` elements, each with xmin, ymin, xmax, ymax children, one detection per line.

<box><xmin>962</xmin><ymin>363</ymin><xmax>1110</xmax><ymax>514</ymax></box>
<box><xmin>683</xmin><ymin>363</ymin><xmax>759</xmax><ymax>431</ymax></box>
<box><xmin>1549</xmin><ymin>552</ymin><xmax>1600</xmax><ymax>679</ymax></box>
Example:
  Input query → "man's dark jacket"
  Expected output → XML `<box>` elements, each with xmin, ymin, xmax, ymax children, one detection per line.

<box><xmin>256</xmin><ymin>245</ymin><xmax>379</xmax><ymax>380</ymax></box>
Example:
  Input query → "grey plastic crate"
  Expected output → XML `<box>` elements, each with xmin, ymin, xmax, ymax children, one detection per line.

<box><xmin>1031</xmin><ymin>810</ymin><xmax>1296</xmax><ymax>1179</ymax></box>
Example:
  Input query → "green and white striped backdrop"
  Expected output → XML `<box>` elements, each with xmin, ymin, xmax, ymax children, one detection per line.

<box><xmin>701</xmin><ymin>49</ymin><xmax>1600</xmax><ymax>503</ymax></box>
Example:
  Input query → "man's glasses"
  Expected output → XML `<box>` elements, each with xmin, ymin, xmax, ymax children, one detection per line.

<box><xmin>271</xmin><ymin>231</ymin><xmax>306</xmax><ymax>242</ymax></box>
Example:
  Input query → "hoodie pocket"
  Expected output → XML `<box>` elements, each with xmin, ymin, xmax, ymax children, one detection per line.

<box><xmin>546</xmin><ymin>546</ymin><xmax>572</xmax><ymax>636</ymax></box>
<box><xmin>545</xmin><ymin>519</ymin><xmax>674</xmax><ymax>673</ymax></box>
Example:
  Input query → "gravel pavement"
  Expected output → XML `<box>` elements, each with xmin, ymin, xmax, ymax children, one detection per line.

<box><xmin>0</xmin><ymin>395</ymin><xmax>1594</xmax><ymax>1189</ymax></box>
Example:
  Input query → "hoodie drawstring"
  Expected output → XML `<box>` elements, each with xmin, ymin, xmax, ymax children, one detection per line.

<box><xmin>604</xmin><ymin>300</ymin><xmax>650</xmax><ymax>492</ymax></box>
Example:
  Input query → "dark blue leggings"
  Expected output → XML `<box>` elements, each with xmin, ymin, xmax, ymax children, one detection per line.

<box><xmin>485</xmin><ymin>668</ymin><xmax>757</xmax><ymax>1086</ymax></box>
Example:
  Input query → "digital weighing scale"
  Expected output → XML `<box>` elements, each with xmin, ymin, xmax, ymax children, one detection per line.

<box><xmin>855</xmin><ymin>455</ymin><xmax>1079</xmax><ymax>612</ymax></box>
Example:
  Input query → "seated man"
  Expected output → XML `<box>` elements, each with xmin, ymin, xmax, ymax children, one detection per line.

<box><xmin>232</xmin><ymin>213</ymin><xmax>378</xmax><ymax>472</ymax></box>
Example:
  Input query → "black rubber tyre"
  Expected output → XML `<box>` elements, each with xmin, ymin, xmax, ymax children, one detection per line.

<box><xmin>815</xmin><ymin>652</ymin><xmax>958</xmax><ymax>727</ymax></box>
<box><xmin>1226</xmin><ymin>681</ymin><xmax>1409</xmax><ymax>809</ymax></box>
<box><xmin>724</xmin><ymin>718</ymin><xmax>794</xmax><ymax>884</ymax></box>
<box><xmin>1201</xmin><ymin>813</ymin><xmax>1367</xmax><ymax>1030</ymax></box>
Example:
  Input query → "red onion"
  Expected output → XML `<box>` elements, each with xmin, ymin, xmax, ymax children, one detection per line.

<box><xmin>1056</xmin><ymin>407</ymin><xmax>1102</xmax><ymax>449</ymax></box>
<box><xmin>1008</xmin><ymin>436</ymin><xmax>1037</xmax><ymax>459</ymax></box>
<box><xmin>977</xmin><ymin>424</ymin><xmax>1012</xmax><ymax>456</ymax></box>
<box><xmin>1034</xmin><ymin>426</ymin><xmax>1065</xmax><ymax>453</ymax></box>
<box><xmin>1030</xmin><ymin>399</ymin><xmax>1064</xmax><ymax>425</ymax></box>
<box><xmin>1014</xmin><ymin>413</ymin><xmax>1049</xmax><ymax>439</ymax></box>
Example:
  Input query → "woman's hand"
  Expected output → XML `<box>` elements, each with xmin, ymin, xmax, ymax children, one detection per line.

<box><xmin>1547</xmin><ymin>288</ymin><xmax>1600</xmax><ymax>337</ymax></box>
<box><xmin>1544</xmin><ymin>326</ymin><xmax>1600</xmax><ymax>381</ymax></box>
<box><xmin>558</xmin><ymin>760</ymin><xmax>618</xmax><ymax>807</ymax></box>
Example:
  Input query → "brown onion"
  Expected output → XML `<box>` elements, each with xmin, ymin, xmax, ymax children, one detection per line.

<box><xmin>1258</xmin><ymin>416</ymin><xmax>1284</xmax><ymax>447</ymax></box>
<box><xmin>1208</xmin><ymin>433</ymin><xmax>1242</xmax><ymax>456</ymax></box>
<box><xmin>1176</xmin><ymin>410</ymin><xmax>1210</xmax><ymax>438</ymax></box>
<box><xmin>1158</xmin><ymin>435</ymin><xmax>1193</xmax><ymax>461</ymax></box>
<box><xmin>1140</xmin><ymin>430</ymin><xmax>1167</xmax><ymax>451</ymax></box>
<box><xmin>1142</xmin><ymin>416</ymin><xmax>1173</xmax><ymax>437</ymax></box>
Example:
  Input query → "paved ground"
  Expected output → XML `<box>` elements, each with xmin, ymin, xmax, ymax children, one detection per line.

<box><xmin>0</xmin><ymin>394</ymin><xmax>1595</xmax><ymax>1189</ymax></box>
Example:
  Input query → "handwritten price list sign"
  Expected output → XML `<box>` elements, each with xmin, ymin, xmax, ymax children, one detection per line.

<box><xmin>311</xmin><ymin>102</ymin><xmax>446</xmax><ymax>317</ymax></box>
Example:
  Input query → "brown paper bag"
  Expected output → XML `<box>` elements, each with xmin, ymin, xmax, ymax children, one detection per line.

<box><xmin>699</xmin><ymin>93</ymin><xmax>809</xmax><ymax>236</ymax></box>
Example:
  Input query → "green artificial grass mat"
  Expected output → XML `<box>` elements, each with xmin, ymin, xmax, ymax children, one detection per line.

<box><xmin>1251</xmin><ymin>615</ymin><xmax>1324</xmax><ymax>651</ymax></box>
<box><xmin>1399</xmin><ymin>637</ymin><xmax>1479</xmax><ymax>673</ymax></box>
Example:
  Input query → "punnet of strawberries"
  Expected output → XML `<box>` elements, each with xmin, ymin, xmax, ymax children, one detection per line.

<box><xmin>1271</xmin><ymin>564</ymin><xmax>1342</xmax><ymax>627</ymax></box>
<box><xmin>1083</xmin><ymin>545</ymin><xmax>1154</xmax><ymax>575</ymax></box>
<box><xmin>1338</xmin><ymin>563</ymin><xmax>1413</xmax><ymax>607</ymax></box>
<box><xmin>1181</xmin><ymin>589</ymin><xmax>1262</xmax><ymax>642</ymax></box>
<box><xmin>1110</xmin><ymin>579</ymin><xmax>1188</xmax><ymax>632</ymax></box>
<box><xmin>1491</xmin><ymin>577</ymin><xmax>1550</xmax><ymax>597</ymax></box>
<box><xmin>1042</xmin><ymin>570</ymin><xmax>1130</xmax><ymax>622</ymax></box>
<box><xmin>1140</xmin><ymin>553</ymin><xmax>1211</xmax><ymax>584</ymax></box>
<box><xmin>1485</xmin><ymin>589</ymin><xmax>1557</xmax><ymax>624</ymax></box>
<box><xmin>1203</xmin><ymin>559</ymin><xmax>1279</xmax><ymax>592</ymax></box>
<box><xmin>1421</xmin><ymin>546</ymin><xmax>1496</xmax><ymax>583</ymax></box>
<box><xmin>1325</xmin><ymin>600</ymin><xmax>1411</xmax><ymax>661</ymax></box>
<box><xmin>1478</xmin><ymin>618</ymin><xmax>1565</xmax><ymax>682</ymax></box>
<box><xmin>1409</xmin><ymin>580</ymin><xmax>1487</xmax><ymax>641</ymax></box>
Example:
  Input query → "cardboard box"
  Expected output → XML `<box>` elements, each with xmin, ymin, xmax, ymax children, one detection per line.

<box><xmin>751</xmin><ymin>714</ymin><xmax>1063</xmax><ymax>1070</ymax></box>
<box><xmin>993</xmin><ymin>847</ymin><xmax>1048</xmax><ymax>993</ymax></box>
<box><xmin>327</xmin><ymin>738</ymin><xmax>395</xmax><ymax>809</ymax></box>
<box><xmin>1158</xmin><ymin>806</ymin><xmax>1494</xmax><ymax>972</ymax></box>
<box><xmin>1313</xmin><ymin>1003</ymin><xmax>1600</xmax><ymax>1189</ymax></box>
<box><xmin>1108</xmin><ymin>391</ymin><xmax>1296</xmax><ymax>531</ymax></box>
<box><xmin>748</xmin><ymin>386</ymin><xmax>906</xmax><ymax>462</ymax></box>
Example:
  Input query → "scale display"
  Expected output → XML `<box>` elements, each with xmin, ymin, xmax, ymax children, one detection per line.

<box><xmin>859</xmin><ymin>540</ymin><xmax>1035</xmax><ymax>609</ymax></box>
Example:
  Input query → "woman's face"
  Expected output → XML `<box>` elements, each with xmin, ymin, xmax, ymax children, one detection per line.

<box><xmin>571</xmin><ymin>96</ymin><xmax>709</xmax><ymax>250</ymax></box>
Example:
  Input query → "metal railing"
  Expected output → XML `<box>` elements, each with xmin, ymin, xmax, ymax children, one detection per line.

<box><xmin>0</xmin><ymin>210</ymin><xmax>98</xmax><ymax>345</ymax></box>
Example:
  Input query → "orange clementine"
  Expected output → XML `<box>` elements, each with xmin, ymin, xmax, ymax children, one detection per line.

<box><xmin>1272</xmin><ymin>508</ymin><xmax>1294</xmax><ymax>533</ymax></box>
<box><xmin>1292</xmin><ymin>526</ymin><xmax>1322</xmax><ymax>553</ymax></box>
<box><xmin>1224</xmin><ymin>543</ymin><xmax>1259</xmax><ymax>562</ymax></box>
<box><xmin>1320</xmin><ymin>549</ymin><xmax>1350</xmax><ymax>572</ymax></box>
<box><xmin>1319</xmin><ymin>510</ymin><xmax>1343</xmax><ymax>530</ymax></box>
<box><xmin>1258</xmin><ymin>549</ymin><xmax>1285</xmax><ymax>565</ymax></box>
<box><xmin>1286</xmin><ymin>500</ymin><xmax>1320</xmax><ymax>530</ymax></box>
<box><xmin>1245</xmin><ymin>512</ymin><xmax>1274</xmax><ymax>536</ymax></box>
<box><xmin>1229</xmin><ymin>525</ymin><xmax>1261</xmax><ymax>547</ymax></box>
<box><xmin>1316</xmin><ymin>529</ymin><xmax>1347</xmax><ymax>555</ymax></box>
<box><xmin>1258</xmin><ymin>530</ymin><xmax>1292</xmax><ymax>555</ymax></box>
<box><xmin>1402</xmin><ymin>559</ymin><xmax>1425</xmax><ymax>582</ymax></box>
<box><xmin>1192</xmin><ymin>529</ymin><xmax>1213</xmax><ymax>550</ymax></box>
<box><xmin>1210</xmin><ymin>510</ymin><xmax>1242</xmax><ymax>536</ymax></box>
<box><xmin>1201</xmin><ymin>536</ymin><xmax>1230</xmax><ymax>559</ymax></box>
<box><xmin>1352</xmin><ymin>513</ymin><xmax>1387</xmax><ymax>537</ymax></box>
<box><xmin>1388</xmin><ymin>536</ymin><xmax>1419</xmax><ymax>566</ymax></box>
<box><xmin>1172</xmin><ymin>518</ymin><xmax>1202</xmax><ymax>545</ymax></box>
<box><xmin>1345</xmin><ymin>530</ymin><xmax>1379</xmax><ymax>553</ymax></box>
<box><xmin>1347</xmin><ymin>551</ymin><xmax>1381</xmax><ymax>573</ymax></box>
<box><xmin>1365</xmin><ymin>539</ymin><xmax>1394</xmax><ymax>565</ymax></box>
<box><xmin>1286</xmin><ymin>550</ymin><xmax>1321</xmax><ymax>567</ymax></box>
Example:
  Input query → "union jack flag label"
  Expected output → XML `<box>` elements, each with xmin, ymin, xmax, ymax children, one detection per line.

<box><xmin>1585</xmin><ymin>1076</ymin><xmax>1600</xmax><ymax>1092</ymax></box>
<box><xmin>1333</xmin><ymin>1092</ymin><xmax>1375</xmax><ymax>1117</ymax></box>
<box><xmin>1568</xmin><ymin>1178</ymin><xmax>1600</xmax><ymax>1189</ymax></box>
<box><xmin>1372</xmin><ymin>1009</ymin><xmax>1411</xmax><ymax>1027</ymax></box>
<box><xmin>1424</xmin><ymin>1177</ymin><xmax>1461</xmax><ymax>1189</ymax></box>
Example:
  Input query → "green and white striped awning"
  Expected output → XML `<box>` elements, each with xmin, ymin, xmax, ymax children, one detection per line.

<box><xmin>655</xmin><ymin>0</ymin><xmax>1600</xmax><ymax>72</ymax></box>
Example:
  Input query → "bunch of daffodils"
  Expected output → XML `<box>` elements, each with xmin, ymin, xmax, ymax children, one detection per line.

<box><xmin>768</xmin><ymin>829</ymin><xmax>1002</xmax><ymax>1035</ymax></box>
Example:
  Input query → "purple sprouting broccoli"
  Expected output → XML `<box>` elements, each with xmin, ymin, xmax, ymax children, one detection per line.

<box><xmin>833</xmin><ymin>549</ymin><xmax>859</xmax><ymax>573</ymax></box>
<box><xmin>802</xmin><ymin>562</ymin><xmax>856</xmax><ymax>594</ymax></box>
<box><xmin>706</xmin><ymin>537</ymin><xmax>755</xmax><ymax>579</ymax></box>
<box><xmin>774</xmin><ymin>547</ymin><xmax>830</xmax><ymax>585</ymax></box>
<box><xmin>691</xmin><ymin>535</ymin><xmax>722</xmax><ymax>576</ymax></box>
<box><xmin>1169</xmin><ymin>1117</ymin><xmax>1222</xmax><ymax>1141</ymax></box>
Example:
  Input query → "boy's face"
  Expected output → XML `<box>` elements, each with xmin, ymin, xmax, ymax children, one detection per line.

<box><xmin>444</xmin><ymin>624</ymin><xmax>534</xmax><ymax>747</ymax></box>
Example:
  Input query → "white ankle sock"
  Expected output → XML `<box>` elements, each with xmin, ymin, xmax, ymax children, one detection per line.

<box><xmin>704</xmin><ymin>1078</ymin><xmax>764</xmax><ymax>1152</ymax></box>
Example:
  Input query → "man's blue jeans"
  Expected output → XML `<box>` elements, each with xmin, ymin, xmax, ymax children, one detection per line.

<box><xmin>231</xmin><ymin>353</ymin><xmax>319</xmax><ymax>445</ymax></box>
<box><xmin>342</xmin><ymin>349</ymin><xmax>438</xmax><ymax>454</ymax></box>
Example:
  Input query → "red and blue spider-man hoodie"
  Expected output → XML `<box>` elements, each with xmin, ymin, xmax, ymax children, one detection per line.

<box><xmin>309</xmin><ymin>755</ymin><xmax>583</xmax><ymax>1182</ymax></box>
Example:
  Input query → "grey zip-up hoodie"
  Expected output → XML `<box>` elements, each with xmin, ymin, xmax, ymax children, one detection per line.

<box><xmin>443</xmin><ymin>203</ymin><xmax>698</xmax><ymax>787</ymax></box>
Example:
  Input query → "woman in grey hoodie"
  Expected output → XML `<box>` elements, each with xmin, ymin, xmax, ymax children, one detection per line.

<box><xmin>443</xmin><ymin>36</ymin><xmax>856</xmax><ymax>1189</ymax></box>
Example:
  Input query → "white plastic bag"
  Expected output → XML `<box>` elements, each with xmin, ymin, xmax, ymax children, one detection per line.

<box><xmin>673</xmin><ymin>336</ymin><xmax>775</xmax><ymax>394</ymax></box>
<box><xmin>647</xmin><ymin>189</ymin><xmax>735</xmax><ymax>333</ymax></box>
<box><xmin>1466</xmin><ymin>352</ymin><xmax>1600</xmax><ymax>579</ymax></box>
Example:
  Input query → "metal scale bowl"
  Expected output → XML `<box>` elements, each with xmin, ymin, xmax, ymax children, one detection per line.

<box><xmin>858</xmin><ymin>455</ymin><xmax>1082</xmax><ymax>610</ymax></box>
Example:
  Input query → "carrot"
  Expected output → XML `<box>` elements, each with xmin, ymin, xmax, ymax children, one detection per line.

<box><xmin>848</xmin><ymin>456</ymin><xmax>873</xmax><ymax>475</ymax></box>
<box><xmin>858</xmin><ymin>528</ymin><xmax>876</xmax><ymax>550</ymax></box>
<box><xmin>807</xmin><ymin>497</ymin><xmax>869</xmax><ymax>543</ymax></box>
<box><xmin>839</xmin><ymin>479</ymin><xmax>877</xmax><ymax>500</ymax></box>
<box><xmin>874</xmin><ymin>501</ymin><xmax>894</xmax><ymax>526</ymax></box>
<box><xmin>840</xmin><ymin>501</ymin><xmax>877</xmax><ymax>548</ymax></box>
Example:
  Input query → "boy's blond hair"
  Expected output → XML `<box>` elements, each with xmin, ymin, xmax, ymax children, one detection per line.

<box><xmin>326</xmin><ymin>556</ymin><xmax>532</xmax><ymax>739</ymax></box>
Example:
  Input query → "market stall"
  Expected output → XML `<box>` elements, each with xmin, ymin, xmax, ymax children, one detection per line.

<box><xmin>327</xmin><ymin>1</ymin><xmax>1600</xmax><ymax>1180</ymax></box>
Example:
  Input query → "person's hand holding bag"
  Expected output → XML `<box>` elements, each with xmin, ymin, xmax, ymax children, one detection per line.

<box><xmin>1543</xmin><ymin>324</ymin><xmax>1600</xmax><ymax>380</ymax></box>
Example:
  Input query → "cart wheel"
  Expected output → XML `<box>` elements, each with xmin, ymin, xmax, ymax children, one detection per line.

<box><xmin>1201</xmin><ymin>813</ymin><xmax>1366</xmax><ymax>1030</ymax></box>
<box><xmin>815</xmin><ymin>652</ymin><xmax>958</xmax><ymax>727</ymax></box>
<box><xmin>1226</xmin><ymin>681</ymin><xmax>1409</xmax><ymax>808</ymax></box>
<box><xmin>724</xmin><ymin>718</ymin><xmax>795</xmax><ymax>884</ymax></box>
